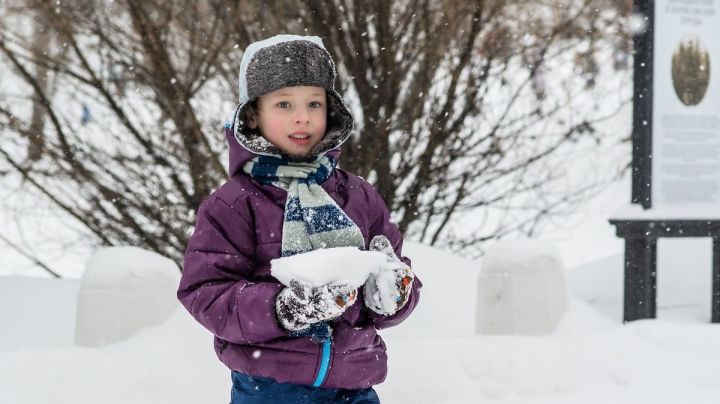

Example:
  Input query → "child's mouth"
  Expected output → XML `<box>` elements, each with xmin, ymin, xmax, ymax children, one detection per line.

<box><xmin>289</xmin><ymin>133</ymin><xmax>311</xmax><ymax>145</ymax></box>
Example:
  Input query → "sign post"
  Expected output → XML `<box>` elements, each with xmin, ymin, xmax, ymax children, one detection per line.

<box><xmin>610</xmin><ymin>0</ymin><xmax>720</xmax><ymax>323</ymax></box>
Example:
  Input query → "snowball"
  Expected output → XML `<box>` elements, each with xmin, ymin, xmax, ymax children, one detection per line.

<box><xmin>477</xmin><ymin>239</ymin><xmax>568</xmax><ymax>335</ymax></box>
<box><xmin>270</xmin><ymin>247</ymin><xmax>387</xmax><ymax>288</ymax></box>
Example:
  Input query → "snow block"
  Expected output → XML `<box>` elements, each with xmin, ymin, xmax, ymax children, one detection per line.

<box><xmin>475</xmin><ymin>239</ymin><xmax>568</xmax><ymax>335</ymax></box>
<box><xmin>75</xmin><ymin>246</ymin><xmax>181</xmax><ymax>347</ymax></box>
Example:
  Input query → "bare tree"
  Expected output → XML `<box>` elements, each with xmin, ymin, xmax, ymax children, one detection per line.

<box><xmin>290</xmin><ymin>0</ymin><xmax>632</xmax><ymax>250</ymax></box>
<box><xmin>0</xmin><ymin>0</ymin><xmax>631</xmax><ymax>272</ymax></box>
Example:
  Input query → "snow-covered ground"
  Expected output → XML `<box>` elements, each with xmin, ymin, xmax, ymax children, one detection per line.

<box><xmin>2</xmin><ymin>240</ymin><xmax>720</xmax><ymax>403</ymax></box>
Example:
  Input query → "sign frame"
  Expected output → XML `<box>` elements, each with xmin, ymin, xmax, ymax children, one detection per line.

<box><xmin>611</xmin><ymin>0</ymin><xmax>720</xmax><ymax>323</ymax></box>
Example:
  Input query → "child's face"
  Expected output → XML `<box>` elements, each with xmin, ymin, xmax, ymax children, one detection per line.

<box><xmin>247</xmin><ymin>86</ymin><xmax>327</xmax><ymax>157</ymax></box>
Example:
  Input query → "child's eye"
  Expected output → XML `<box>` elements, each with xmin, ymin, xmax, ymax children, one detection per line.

<box><xmin>276</xmin><ymin>101</ymin><xmax>290</xmax><ymax>108</ymax></box>
<box><xmin>309</xmin><ymin>101</ymin><xmax>323</xmax><ymax>108</ymax></box>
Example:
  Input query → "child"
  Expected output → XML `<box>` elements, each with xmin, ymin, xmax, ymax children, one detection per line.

<box><xmin>177</xmin><ymin>35</ymin><xmax>421</xmax><ymax>404</ymax></box>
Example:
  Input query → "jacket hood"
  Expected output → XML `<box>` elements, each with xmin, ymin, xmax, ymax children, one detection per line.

<box><xmin>229</xmin><ymin>35</ymin><xmax>353</xmax><ymax>164</ymax></box>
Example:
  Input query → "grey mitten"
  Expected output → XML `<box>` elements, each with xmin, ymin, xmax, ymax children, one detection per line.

<box><xmin>276</xmin><ymin>279</ymin><xmax>357</xmax><ymax>332</ymax></box>
<box><xmin>364</xmin><ymin>235</ymin><xmax>414</xmax><ymax>315</ymax></box>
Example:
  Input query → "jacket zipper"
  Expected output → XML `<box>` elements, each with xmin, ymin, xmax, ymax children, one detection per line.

<box><xmin>312</xmin><ymin>339</ymin><xmax>332</xmax><ymax>387</ymax></box>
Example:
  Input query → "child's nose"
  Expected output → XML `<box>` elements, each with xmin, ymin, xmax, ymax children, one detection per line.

<box><xmin>294</xmin><ymin>108</ymin><xmax>311</xmax><ymax>124</ymax></box>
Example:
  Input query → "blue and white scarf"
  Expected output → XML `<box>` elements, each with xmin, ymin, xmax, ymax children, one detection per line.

<box><xmin>243</xmin><ymin>154</ymin><xmax>365</xmax><ymax>257</ymax></box>
<box><xmin>243</xmin><ymin>154</ymin><xmax>365</xmax><ymax>342</ymax></box>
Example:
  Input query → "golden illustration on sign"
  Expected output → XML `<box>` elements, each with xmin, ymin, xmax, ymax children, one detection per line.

<box><xmin>671</xmin><ymin>36</ymin><xmax>710</xmax><ymax>106</ymax></box>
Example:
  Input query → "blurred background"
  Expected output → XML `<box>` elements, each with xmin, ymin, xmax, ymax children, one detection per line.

<box><xmin>6</xmin><ymin>2</ymin><xmax>720</xmax><ymax>403</ymax></box>
<box><xmin>0</xmin><ymin>0</ymin><xmax>633</xmax><ymax>278</ymax></box>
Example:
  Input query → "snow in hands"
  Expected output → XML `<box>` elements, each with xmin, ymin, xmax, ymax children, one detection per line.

<box><xmin>270</xmin><ymin>246</ymin><xmax>387</xmax><ymax>288</ymax></box>
<box><xmin>270</xmin><ymin>242</ymin><xmax>414</xmax><ymax>316</ymax></box>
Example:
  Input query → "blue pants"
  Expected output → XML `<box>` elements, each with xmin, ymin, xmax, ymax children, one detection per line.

<box><xmin>230</xmin><ymin>371</ymin><xmax>381</xmax><ymax>403</ymax></box>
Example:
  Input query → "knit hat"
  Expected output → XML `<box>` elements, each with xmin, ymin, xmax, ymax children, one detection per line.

<box><xmin>231</xmin><ymin>35</ymin><xmax>354</xmax><ymax>160</ymax></box>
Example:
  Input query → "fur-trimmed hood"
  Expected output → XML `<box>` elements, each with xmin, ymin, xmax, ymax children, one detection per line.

<box><xmin>229</xmin><ymin>35</ymin><xmax>353</xmax><ymax>166</ymax></box>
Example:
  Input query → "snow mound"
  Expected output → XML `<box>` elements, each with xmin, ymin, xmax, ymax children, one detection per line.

<box><xmin>75</xmin><ymin>246</ymin><xmax>181</xmax><ymax>347</ymax></box>
<box><xmin>483</xmin><ymin>239</ymin><xmax>564</xmax><ymax>273</ymax></box>
<box><xmin>477</xmin><ymin>239</ymin><xmax>568</xmax><ymax>335</ymax></box>
<box><xmin>81</xmin><ymin>246</ymin><xmax>179</xmax><ymax>289</ymax></box>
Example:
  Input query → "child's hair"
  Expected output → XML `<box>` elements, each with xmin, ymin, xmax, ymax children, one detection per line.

<box><xmin>242</xmin><ymin>99</ymin><xmax>259</xmax><ymax>135</ymax></box>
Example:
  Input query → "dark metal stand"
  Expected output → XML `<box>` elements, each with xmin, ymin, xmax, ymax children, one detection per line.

<box><xmin>610</xmin><ymin>219</ymin><xmax>720</xmax><ymax>323</ymax></box>
<box><xmin>609</xmin><ymin>0</ymin><xmax>720</xmax><ymax>323</ymax></box>
<box><xmin>631</xmin><ymin>0</ymin><xmax>654</xmax><ymax>209</ymax></box>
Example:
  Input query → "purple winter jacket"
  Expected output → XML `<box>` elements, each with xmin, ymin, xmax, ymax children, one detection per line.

<box><xmin>177</xmin><ymin>127</ymin><xmax>422</xmax><ymax>389</ymax></box>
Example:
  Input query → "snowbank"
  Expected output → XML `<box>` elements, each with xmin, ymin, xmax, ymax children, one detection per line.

<box><xmin>0</xmin><ymin>277</ymin><xmax>79</xmax><ymax>352</ymax></box>
<box><xmin>2</xmin><ymin>242</ymin><xmax>720</xmax><ymax>403</ymax></box>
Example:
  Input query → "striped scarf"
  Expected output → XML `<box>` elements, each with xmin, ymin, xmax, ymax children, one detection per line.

<box><xmin>243</xmin><ymin>154</ymin><xmax>365</xmax><ymax>342</ymax></box>
<box><xmin>243</xmin><ymin>154</ymin><xmax>365</xmax><ymax>257</ymax></box>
